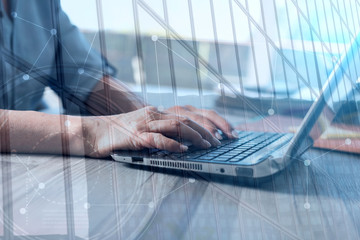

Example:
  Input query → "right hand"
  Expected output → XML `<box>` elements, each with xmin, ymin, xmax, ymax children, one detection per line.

<box><xmin>82</xmin><ymin>106</ymin><xmax>221</xmax><ymax>158</ymax></box>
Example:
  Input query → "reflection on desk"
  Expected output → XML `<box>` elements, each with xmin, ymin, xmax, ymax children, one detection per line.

<box><xmin>0</xmin><ymin>149</ymin><xmax>360</xmax><ymax>239</ymax></box>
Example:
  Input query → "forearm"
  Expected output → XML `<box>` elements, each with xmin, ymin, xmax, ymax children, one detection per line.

<box><xmin>86</xmin><ymin>76</ymin><xmax>146</xmax><ymax>115</ymax></box>
<box><xmin>0</xmin><ymin>110</ymin><xmax>85</xmax><ymax>155</ymax></box>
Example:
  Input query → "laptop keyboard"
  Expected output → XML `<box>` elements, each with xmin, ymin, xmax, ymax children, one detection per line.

<box><xmin>151</xmin><ymin>131</ymin><xmax>285</xmax><ymax>163</ymax></box>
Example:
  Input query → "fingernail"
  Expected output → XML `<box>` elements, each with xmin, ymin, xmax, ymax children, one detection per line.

<box><xmin>232</xmin><ymin>130</ymin><xmax>239</xmax><ymax>138</ymax></box>
<box><xmin>213</xmin><ymin>138</ymin><xmax>221</xmax><ymax>146</ymax></box>
<box><xmin>202</xmin><ymin>140</ymin><xmax>212</xmax><ymax>148</ymax></box>
<box><xmin>180</xmin><ymin>145</ymin><xmax>188</xmax><ymax>152</ymax></box>
<box><xmin>215</xmin><ymin>132</ymin><xmax>223</xmax><ymax>140</ymax></box>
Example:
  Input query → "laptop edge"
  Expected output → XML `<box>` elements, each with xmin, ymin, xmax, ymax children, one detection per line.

<box><xmin>112</xmin><ymin>32</ymin><xmax>360</xmax><ymax>178</ymax></box>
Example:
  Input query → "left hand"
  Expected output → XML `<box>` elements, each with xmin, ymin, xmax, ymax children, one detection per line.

<box><xmin>166</xmin><ymin>105</ymin><xmax>237</xmax><ymax>140</ymax></box>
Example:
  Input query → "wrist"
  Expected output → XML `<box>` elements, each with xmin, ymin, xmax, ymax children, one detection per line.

<box><xmin>67</xmin><ymin>115</ymin><xmax>89</xmax><ymax>156</ymax></box>
<box><xmin>77</xmin><ymin>115</ymin><xmax>110</xmax><ymax>157</ymax></box>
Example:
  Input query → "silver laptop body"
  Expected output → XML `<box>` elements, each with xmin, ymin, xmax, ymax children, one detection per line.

<box><xmin>112</xmin><ymin>33</ymin><xmax>359</xmax><ymax>178</ymax></box>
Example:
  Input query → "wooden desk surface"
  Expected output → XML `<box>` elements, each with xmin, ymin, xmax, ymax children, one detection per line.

<box><xmin>0</xmin><ymin>147</ymin><xmax>359</xmax><ymax>240</ymax></box>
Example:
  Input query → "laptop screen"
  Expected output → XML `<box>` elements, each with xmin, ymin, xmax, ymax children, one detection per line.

<box><xmin>287</xmin><ymin>32</ymin><xmax>360</xmax><ymax>158</ymax></box>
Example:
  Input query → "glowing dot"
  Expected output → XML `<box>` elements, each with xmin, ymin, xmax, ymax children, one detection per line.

<box><xmin>357</xmin><ymin>77</ymin><xmax>360</xmax><ymax>84</ymax></box>
<box><xmin>304</xmin><ymin>159</ymin><xmax>311</xmax><ymax>167</ymax></box>
<box><xmin>64</xmin><ymin>120</ymin><xmax>71</xmax><ymax>127</ymax></box>
<box><xmin>50</xmin><ymin>29</ymin><xmax>57</xmax><ymax>35</ymax></box>
<box><xmin>151</xmin><ymin>35</ymin><xmax>158</xmax><ymax>42</ymax></box>
<box><xmin>189</xmin><ymin>178</ymin><xmax>195</xmax><ymax>183</ymax></box>
<box><xmin>148</xmin><ymin>201</ymin><xmax>154</xmax><ymax>208</ymax></box>
<box><xmin>19</xmin><ymin>208</ymin><xmax>27</xmax><ymax>214</ymax></box>
<box><xmin>345</xmin><ymin>138</ymin><xmax>352</xmax><ymax>145</ymax></box>
<box><xmin>268</xmin><ymin>108</ymin><xmax>275</xmax><ymax>116</ymax></box>
<box><xmin>304</xmin><ymin>202</ymin><xmax>311</xmax><ymax>209</ymax></box>
<box><xmin>217</xmin><ymin>83</ymin><xmax>223</xmax><ymax>90</ymax></box>
<box><xmin>84</xmin><ymin>202</ymin><xmax>91</xmax><ymax>209</ymax></box>
<box><xmin>11</xmin><ymin>12</ymin><xmax>17</xmax><ymax>18</ymax></box>
<box><xmin>157</xmin><ymin>105</ymin><xmax>165</xmax><ymax>111</ymax></box>
<box><xmin>23</xmin><ymin>74</ymin><xmax>30</xmax><ymax>81</ymax></box>
<box><xmin>38</xmin><ymin>183</ymin><xmax>45</xmax><ymax>189</ymax></box>
<box><xmin>78</xmin><ymin>68</ymin><xmax>84</xmax><ymax>75</ymax></box>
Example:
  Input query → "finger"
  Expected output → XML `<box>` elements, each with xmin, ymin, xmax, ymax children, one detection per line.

<box><xmin>147</xmin><ymin>119</ymin><xmax>212</xmax><ymax>149</ymax></box>
<box><xmin>161</xmin><ymin>114</ymin><xmax>221</xmax><ymax>146</ymax></box>
<box><xmin>176</xmin><ymin>111</ymin><xmax>221</xmax><ymax>139</ymax></box>
<box><xmin>141</xmin><ymin>132</ymin><xmax>188</xmax><ymax>152</ymax></box>
<box><xmin>168</xmin><ymin>106</ymin><xmax>221</xmax><ymax>139</ymax></box>
<box><xmin>185</xmin><ymin>105</ymin><xmax>236</xmax><ymax>139</ymax></box>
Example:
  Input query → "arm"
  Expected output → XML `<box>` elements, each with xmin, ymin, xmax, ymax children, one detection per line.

<box><xmin>86</xmin><ymin>76</ymin><xmax>146</xmax><ymax>115</ymax></box>
<box><xmin>0</xmin><ymin>110</ymin><xmax>84</xmax><ymax>155</ymax></box>
<box><xmin>0</xmin><ymin>107</ymin><xmax>221</xmax><ymax>158</ymax></box>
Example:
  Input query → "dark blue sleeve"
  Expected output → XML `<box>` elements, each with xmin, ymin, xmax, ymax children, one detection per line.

<box><xmin>51</xmin><ymin>1</ymin><xmax>116</xmax><ymax>114</ymax></box>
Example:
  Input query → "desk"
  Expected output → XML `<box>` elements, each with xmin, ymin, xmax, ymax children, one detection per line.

<box><xmin>1</xmin><ymin>95</ymin><xmax>360</xmax><ymax>240</ymax></box>
<box><xmin>1</xmin><ymin>149</ymin><xmax>360</xmax><ymax>240</ymax></box>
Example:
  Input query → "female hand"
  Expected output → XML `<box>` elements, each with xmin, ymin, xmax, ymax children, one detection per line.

<box><xmin>82</xmin><ymin>106</ymin><xmax>223</xmax><ymax>157</ymax></box>
<box><xmin>166</xmin><ymin>105</ymin><xmax>237</xmax><ymax>140</ymax></box>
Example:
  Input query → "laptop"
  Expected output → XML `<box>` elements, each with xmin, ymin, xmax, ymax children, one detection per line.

<box><xmin>111</xmin><ymin>33</ymin><xmax>360</xmax><ymax>178</ymax></box>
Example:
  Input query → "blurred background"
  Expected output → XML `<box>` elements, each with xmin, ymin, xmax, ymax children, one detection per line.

<box><xmin>61</xmin><ymin>0</ymin><xmax>354</xmax><ymax>94</ymax></box>
<box><xmin>56</xmin><ymin>0</ymin><xmax>360</xmax><ymax>120</ymax></box>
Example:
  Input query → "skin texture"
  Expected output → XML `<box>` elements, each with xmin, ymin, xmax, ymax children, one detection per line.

<box><xmin>82</xmin><ymin>106</ymin><xmax>222</xmax><ymax>157</ymax></box>
<box><xmin>0</xmin><ymin>77</ymin><xmax>236</xmax><ymax>158</ymax></box>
